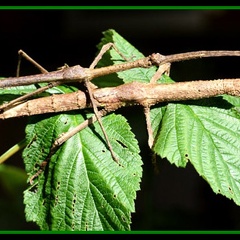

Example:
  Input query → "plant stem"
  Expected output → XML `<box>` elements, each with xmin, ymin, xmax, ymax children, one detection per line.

<box><xmin>0</xmin><ymin>138</ymin><xmax>27</xmax><ymax>164</ymax></box>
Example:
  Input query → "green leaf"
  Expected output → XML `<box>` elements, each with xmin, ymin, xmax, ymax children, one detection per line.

<box><xmin>17</xmin><ymin>28</ymin><xmax>146</xmax><ymax>231</ymax></box>
<box><xmin>0</xmin><ymin>83</ymin><xmax>78</xmax><ymax>105</ymax></box>
<box><xmin>92</xmin><ymin>29</ymin><xmax>158</xmax><ymax>87</ymax></box>
<box><xmin>222</xmin><ymin>94</ymin><xmax>240</xmax><ymax>116</ymax></box>
<box><xmin>222</xmin><ymin>94</ymin><xmax>240</xmax><ymax>107</ymax></box>
<box><xmin>152</xmin><ymin>103</ymin><xmax>240</xmax><ymax>205</ymax></box>
<box><xmin>23</xmin><ymin>112</ymin><xmax>142</xmax><ymax>230</ymax></box>
<box><xmin>0</xmin><ymin>85</ymin><xmax>38</xmax><ymax>104</ymax></box>
<box><xmin>20</xmin><ymin>29</ymin><xmax>145</xmax><ymax>231</ymax></box>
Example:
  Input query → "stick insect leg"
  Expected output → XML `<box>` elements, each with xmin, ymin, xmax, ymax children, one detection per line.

<box><xmin>17</xmin><ymin>49</ymin><xmax>49</xmax><ymax>76</ymax></box>
<box><xmin>144</xmin><ymin>62</ymin><xmax>171</xmax><ymax>148</ymax></box>
<box><xmin>143</xmin><ymin>62</ymin><xmax>171</xmax><ymax>173</ymax></box>
<box><xmin>84</xmin><ymin>43</ymin><xmax>130</xmax><ymax>163</ymax></box>
<box><xmin>0</xmin><ymin>50</ymin><xmax>63</xmax><ymax>111</ymax></box>
<box><xmin>0</xmin><ymin>81</ymin><xmax>63</xmax><ymax>111</ymax></box>
<box><xmin>89</xmin><ymin>42</ymin><xmax>129</xmax><ymax>69</ymax></box>
<box><xmin>84</xmin><ymin>81</ymin><xmax>119</xmax><ymax>162</ymax></box>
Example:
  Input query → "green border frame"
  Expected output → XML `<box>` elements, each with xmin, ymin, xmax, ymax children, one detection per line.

<box><xmin>0</xmin><ymin>6</ymin><xmax>239</xmax><ymax>10</ymax></box>
<box><xmin>1</xmin><ymin>230</ymin><xmax>240</xmax><ymax>234</ymax></box>
<box><xmin>1</xmin><ymin>5</ymin><xmax>240</xmax><ymax>235</ymax></box>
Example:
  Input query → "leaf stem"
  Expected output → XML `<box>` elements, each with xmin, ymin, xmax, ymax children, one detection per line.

<box><xmin>0</xmin><ymin>138</ymin><xmax>27</xmax><ymax>164</ymax></box>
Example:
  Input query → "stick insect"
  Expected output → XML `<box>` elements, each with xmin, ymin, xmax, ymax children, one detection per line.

<box><xmin>1</xmin><ymin>45</ymin><xmax>240</xmax><ymax>184</ymax></box>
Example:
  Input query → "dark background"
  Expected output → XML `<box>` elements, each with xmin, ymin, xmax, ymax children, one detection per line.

<box><xmin>1</xmin><ymin>8</ymin><xmax>240</xmax><ymax>231</ymax></box>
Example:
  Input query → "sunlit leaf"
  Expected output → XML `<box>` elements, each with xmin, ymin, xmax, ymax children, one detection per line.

<box><xmin>152</xmin><ymin>103</ymin><xmax>240</xmax><ymax>205</ymax></box>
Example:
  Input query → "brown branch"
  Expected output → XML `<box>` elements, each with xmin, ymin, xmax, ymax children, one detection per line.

<box><xmin>1</xmin><ymin>78</ymin><xmax>240</xmax><ymax>119</ymax></box>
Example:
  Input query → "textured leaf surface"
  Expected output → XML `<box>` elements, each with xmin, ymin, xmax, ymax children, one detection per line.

<box><xmin>23</xmin><ymin>112</ymin><xmax>142</xmax><ymax>230</ymax></box>
<box><xmin>152</xmin><ymin>102</ymin><xmax>240</xmax><ymax>205</ymax></box>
